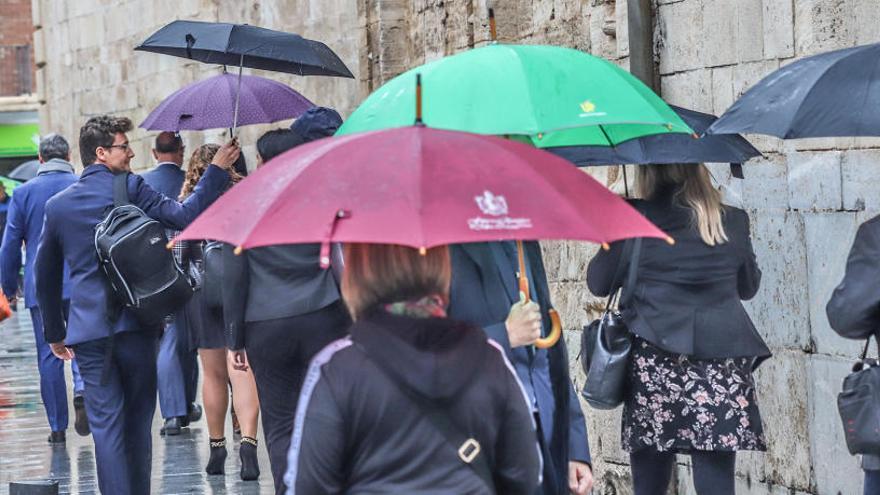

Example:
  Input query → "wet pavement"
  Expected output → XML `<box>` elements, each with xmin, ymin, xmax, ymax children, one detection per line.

<box><xmin>0</xmin><ymin>309</ymin><xmax>273</xmax><ymax>494</ymax></box>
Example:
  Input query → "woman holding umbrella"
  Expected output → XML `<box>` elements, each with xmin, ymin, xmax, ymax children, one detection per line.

<box><xmin>587</xmin><ymin>164</ymin><xmax>769</xmax><ymax>495</ymax></box>
<box><xmin>177</xmin><ymin>144</ymin><xmax>262</xmax><ymax>481</ymax></box>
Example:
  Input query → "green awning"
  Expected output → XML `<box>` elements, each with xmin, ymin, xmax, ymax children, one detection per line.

<box><xmin>0</xmin><ymin>124</ymin><xmax>39</xmax><ymax>158</ymax></box>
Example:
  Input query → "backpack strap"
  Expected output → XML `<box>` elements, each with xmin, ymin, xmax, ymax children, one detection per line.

<box><xmin>113</xmin><ymin>172</ymin><xmax>130</xmax><ymax>207</ymax></box>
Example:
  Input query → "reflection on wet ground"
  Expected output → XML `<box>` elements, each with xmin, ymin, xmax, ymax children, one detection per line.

<box><xmin>0</xmin><ymin>309</ymin><xmax>273</xmax><ymax>494</ymax></box>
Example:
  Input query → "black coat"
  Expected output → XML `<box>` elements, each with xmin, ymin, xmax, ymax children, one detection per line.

<box><xmin>284</xmin><ymin>311</ymin><xmax>541</xmax><ymax>494</ymax></box>
<box><xmin>222</xmin><ymin>243</ymin><xmax>342</xmax><ymax>350</ymax></box>
<box><xmin>826</xmin><ymin>214</ymin><xmax>880</xmax><ymax>471</ymax></box>
<box><xmin>587</xmin><ymin>190</ymin><xmax>769</xmax><ymax>363</ymax></box>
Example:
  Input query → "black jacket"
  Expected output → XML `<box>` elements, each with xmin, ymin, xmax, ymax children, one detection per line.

<box><xmin>587</xmin><ymin>191</ymin><xmax>769</xmax><ymax>363</ymax></box>
<box><xmin>284</xmin><ymin>311</ymin><xmax>541</xmax><ymax>494</ymax></box>
<box><xmin>222</xmin><ymin>243</ymin><xmax>342</xmax><ymax>350</ymax></box>
<box><xmin>826</xmin><ymin>214</ymin><xmax>880</xmax><ymax>471</ymax></box>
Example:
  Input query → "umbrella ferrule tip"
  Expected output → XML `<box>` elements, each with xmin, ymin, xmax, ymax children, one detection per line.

<box><xmin>601</xmin><ymin>242</ymin><xmax>610</xmax><ymax>251</ymax></box>
<box><xmin>665</xmin><ymin>236</ymin><xmax>675</xmax><ymax>245</ymax></box>
<box><xmin>418</xmin><ymin>247</ymin><xmax>427</xmax><ymax>255</ymax></box>
<box><xmin>165</xmin><ymin>240</ymin><xmax>175</xmax><ymax>250</ymax></box>
<box><xmin>234</xmin><ymin>246</ymin><xmax>244</xmax><ymax>255</ymax></box>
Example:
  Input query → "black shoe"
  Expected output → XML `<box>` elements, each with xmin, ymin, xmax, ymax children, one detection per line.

<box><xmin>47</xmin><ymin>430</ymin><xmax>66</xmax><ymax>444</ymax></box>
<box><xmin>73</xmin><ymin>395</ymin><xmax>90</xmax><ymax>436</ymax></box>
<box><xmin>188</xmin><ymin>403</ymin><xmax>203</xmax><ymax>424</ymax></box>
<box><xmin>206</xmin><ymin>437</ymin><xmax>227</xmax><ymax>475</ymax></box>
<box><xmin>160</xmin><ymin>417</ymin><xmax>182</xmax><ymax>436</ymax></box>
<box><xmin>239</xmin><ymin>437</ymin><xmax>260</xmax><ymax>481</ymax></box>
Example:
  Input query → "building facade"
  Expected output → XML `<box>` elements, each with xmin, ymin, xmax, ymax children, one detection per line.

<box><xmin>32</xmin><ymin>1</ymin><xmax>880</xmax><ymax>493</ymax></box>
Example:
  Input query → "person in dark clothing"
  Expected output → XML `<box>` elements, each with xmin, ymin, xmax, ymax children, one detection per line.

<box><xmin>226</xmin><ymin>121</ymin><xmax>351</xmax><ymax>494</ymax></box>
<box><xmin>140</xmin><ymin>131</ymin><xmax>202</xmax><ymax>436</ymax></box>
<box><xmin>587</xmin><ymin>164</ymin><xmax>767</xmax><ymax>495</ymax></box>
<box><xmin>284</xmin><ymin>243</ymin><xmax>541</xmax><ymax>494</ymax></box>
<box><xmin>34</xmin><ymin>115</ymin><xmax>238</xmax><ymax>495</ymax></box>
<box><xmin>289</xmin><ymin>106</ymin><xmax>343</xmax><ymax>142</ymax></box>
<box><xmin>177</xmin><ymin>143</ymin><xmax>260</xmax><ymax>481</ymax></box>
<box><xmin>0</xmin><ymin>133</ymin><xmax>88</xmax><ymax>443</ymax></box>
<box><xmin>826</xmin><ymin>215</ymin><xmax>880</xmax><ymax>494</ymax></box>
<box><xmin>448</xmin><ymin>241</ymin><xmax>593</xmax><ymax>495</ymax></box>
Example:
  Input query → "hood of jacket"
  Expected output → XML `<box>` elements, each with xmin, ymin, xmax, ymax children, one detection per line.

<box><xmin>351</xmin><ymin>310</ymin><xmax>489</xmax><ymax>403</ymax></box>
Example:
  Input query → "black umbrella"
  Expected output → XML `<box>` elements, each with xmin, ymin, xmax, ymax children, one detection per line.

<box><xmin>135</xmin><ymin>20</ymin><xmax>354</xmax><ymax>78</ymax></box>
<box><xmin>550</xmin><ymin>105</ymin><xmax>760</xmax><ymax>177</ymax></box>
<box><xmin>707</xmin><ymin>43</ymin><xmax>880</xmax><ymax>138</ymax></box>
<box><xmin>136</xmin><ymin>20</ymin><xmax>354</xmax><ymax>133</ymax></box>
<box><xmin>8</xmin><ymin>159</ymin><xmax>39</xmax><ymax>182</ymax></box>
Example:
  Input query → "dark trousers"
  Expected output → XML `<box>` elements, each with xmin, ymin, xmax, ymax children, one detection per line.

<box><xmin>157</xmin><ymin>319</ymin><xmax>187</xmax><ymax>419</ymax></box>
<box><xmin>30</xmin><ymin>303</ymin><xmax>83</xmax><ymax>432</ymax></box>
<box><xmin>74</xmin><ymin>329</ymin><xmax>160</xmax><ymax>495</ymax></box>
<box><xmin>630</xmin><ymin>448</ymin><xmax>736</xmax><ymax>495</ymax></box>
<box><xmin>245</xmin><ymin>302</ymin><xmax>350</xmax><ymax>495</ymax></box>
<box><xmin>866</xmin><ymin>470</ymin><xmax>880</xmax><ymax>495</ymax></box>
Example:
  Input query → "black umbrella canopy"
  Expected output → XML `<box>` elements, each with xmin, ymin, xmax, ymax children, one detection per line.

<box><xmin>551</xmin><ymin>105</ymin><xmax>761</xmax><ymax>172</ymax></box>
<box><xmin>707</xmin><ymin>43</ymin><xmax>880</xmax><ymax>138</ymax></box>
<box><xmin>8</xmin><ymin>159</ymin><xmax>39</xmax><ymax>182</ymax></box>
<box><xmin>135</xmin><ymin>20</ymin><xmax>354</xmax><ymax>78</ymax></box>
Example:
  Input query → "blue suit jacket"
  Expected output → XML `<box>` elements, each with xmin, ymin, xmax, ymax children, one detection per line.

<box><xmin>35</xmin><ymin>163</ymin><xmax>229</xmax><ymax>345</ymax></box>
<box><xmin>141</xmin><ymin>162</ymin><xmax>185</xmax><ymax>199</ymax></box>
<box><xmin>447</xmin><ymin>242</ymin><xmax>590</xmax><ymax>470</ymax></box>
<box><xmin>0</xmin><ymin>169</ymin><xmax>77</xmax><ymax>308</ymax></box>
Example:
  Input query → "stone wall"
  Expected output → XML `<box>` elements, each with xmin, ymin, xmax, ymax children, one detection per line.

<box><xmin>33</xmin><ymin>0</ymin><xmax>880</xmax><ymax>493</ymax></box>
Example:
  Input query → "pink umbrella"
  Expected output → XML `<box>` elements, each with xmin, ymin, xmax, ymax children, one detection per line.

<box><xmin>176</xmin><ymin>124</ymin><xmax>668</xmax><ymax>254</ymax></box>
<box><xmin>175</xmin><ymin>125</ymin><xmax>670</xmax><ymax>348</ymax></box>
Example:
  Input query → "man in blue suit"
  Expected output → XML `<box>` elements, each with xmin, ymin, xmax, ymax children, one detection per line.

<box><xmin>448</xmin><ymin>241</ymin><xmax>593</xmax><ymax>495</ymax></box>
<box><xmin>35</xmin><ymin>115</ymin><xmax>238</xmax><ymax>495</ymax></box>
<box><xmin>140</xmin><ymin>132</ymin><xmax>201</xmax><ymax>436</ymax></box>
<box><xmin>0</xmin><ymin>133</ymin><xmax>88</xmax><ymax>443</ymax></box>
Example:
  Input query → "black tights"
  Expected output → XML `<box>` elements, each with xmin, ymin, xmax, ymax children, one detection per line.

<box><xmin>630</xmin><ymin>448</ymin><xmax>736</xmax><ymax>495</ymax></box>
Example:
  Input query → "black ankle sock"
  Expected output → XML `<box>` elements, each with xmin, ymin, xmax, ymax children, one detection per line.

<box><xmin>206</xmin><ymin>437</ymin><xmax>227</xmax><ymax>475</ymax></box>
<box><xmin>239</xmin><ymin>436</ymin><xmax>260</xmax><ymax>481</ymax></box>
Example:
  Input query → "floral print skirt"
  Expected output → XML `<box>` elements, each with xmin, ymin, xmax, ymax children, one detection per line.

<box><xmin>622</xmin><ymin>337</ymin><xmax>767</xmax><ymax>453</ymax></box>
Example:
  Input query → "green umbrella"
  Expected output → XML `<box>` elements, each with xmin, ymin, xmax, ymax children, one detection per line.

<box><xmin>0</xmin><ymin>176</ymin><xmax>21</xmax><ymax>196</ymax></box>
<box><xmin>337</xmin><ymin>43</ymin><xmax>693</xmax><ymax>146</ymax></box>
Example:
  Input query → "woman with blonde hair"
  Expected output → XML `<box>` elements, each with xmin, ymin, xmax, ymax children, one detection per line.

<box><xmin>284</xmin><ymin>243</ymin><xmax>541</xmax><ymax>494</ymax></box>
<box><xmin>177</xmin><ymin>143</ymin><xmax>261</xmax><ymax>480</ymax></box>
<box><xmin>587</xmin><ymin>164</ymin><xmax>768</xmax><ymax>495</ymax></box>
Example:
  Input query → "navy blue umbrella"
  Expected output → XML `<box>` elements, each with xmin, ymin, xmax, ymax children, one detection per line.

<box><xmin>707</xmin><ymin>43</ymin><xmax>880</xmax><ymax>138</ymax></box>
<box><xmin>135</xmin><ymin>20</ymin><xmax>354</xmax><ymax>78</ymax></box>
<box><xmin>550</xmin><ymin>105</ymin><xmax>760</xmax><ymax>177</ymax></box>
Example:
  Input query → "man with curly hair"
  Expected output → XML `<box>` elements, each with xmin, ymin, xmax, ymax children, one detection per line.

<box><xmin>35</xmin><ymin>115</ymin><xmax>240</xmax><ymax>495</ymax></box>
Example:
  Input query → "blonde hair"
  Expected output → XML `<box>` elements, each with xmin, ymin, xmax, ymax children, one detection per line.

<box><xmin>179</xmin><ymin>144</ymin><xmax>243</xmax><ymax>200</ymax></box>
<box><xmin>637</xmin><ymin>164</ymin><xmax>728</xmax><ymax>246</ymax></box>
<box><xmin>341</xmin><ymin>243</ymin><xmax>451</xmax><ymax>320</ymax></box>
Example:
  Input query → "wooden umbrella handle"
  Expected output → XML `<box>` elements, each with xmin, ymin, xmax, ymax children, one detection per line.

<box><xmin>516</xmin><ymin>240</ymin><xmax>562</xmax><ymax>348</ymax></box>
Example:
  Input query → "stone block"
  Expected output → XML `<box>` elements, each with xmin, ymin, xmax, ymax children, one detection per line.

<box><xmin>744</xmin><ymin>209</ymin><xmax>810</xmax><ymax>350</ymax></box>
<box><xmin>32</xmin><ymin>28</ymin><xmax>45</xmax><ymax>68</ymax></box>
<box><xmin>700</xmin><ymin>0</ymin><xmax>736</xmax><ymax>67</ymax></box>
<box><xmin>785</xmin><ymin>151</ymin><xmax>842</xmax><ymax>211</ymax></box>
<box><xmin>809</xmin><ymin>355</ymin><xmax>865</xmax><ymax>495</ymax></box>
<box><xmin>735</xmin><ymin>0</ymin><xmax>763</xmax><ymax>63</ymax></box>
<box><xmin>852</xmin><ymin>0</ymin><xmax>880</xmax><ymax>45</ymax></box>
<box><xmin>711</xmin><ymin>65</ymin><xmax>734</xmax><ymax>116</ymax></box>
<box><xmin>615</xmin><ymin>0</ymin><xmax>629</xmax><ymax>58</ymax></box>
<box><xmin>752</xmin><ymin>350</ymin><xmax>812</xmax><ymax>490</ymax></box>
<box><xmin>660</xmin><ymin>69</ymin><xmax>712</xmax><ymax>113</ymax></box>
<box><xmin>762</xmin><ymin>0</ymin><xmax>793</xmax><ymax>59</ymax></box>
<box><xmin>657</xmin><ymin>0</ymin><xmax>703</xmax><ymax>75</ymax></box>
<box><xmin>741</xmin><ymin>154</ymin><xmax>787</xmax><ymax>210</ymax></box>
<box><xmin>842</xmin><ymin>150</ymin><xmax>880</xmax><ymax>211</ymax></box>
<box><xmin>794</xmin><ymin>0</ymin><xmax>853</xmax><ymax>57</ymax></box>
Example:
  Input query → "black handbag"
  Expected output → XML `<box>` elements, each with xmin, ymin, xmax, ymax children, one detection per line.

<box><xmin>581</xmin><ymin>238</ymin><xmax>641</xmax><ymax>410</ymax></box>
<box><xmin>838</xmin><ymin>334</ymin><xmax>880</xmax><ymax>455</ymax></box>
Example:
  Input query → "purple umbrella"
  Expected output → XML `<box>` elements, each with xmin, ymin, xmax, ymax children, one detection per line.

<box><xmin>140</xmin><ymin>72</ymin><xmax>315</xmax><ymax>132</ymax></box>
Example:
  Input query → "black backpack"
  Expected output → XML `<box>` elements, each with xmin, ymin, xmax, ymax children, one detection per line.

<box><xmin>94</xmin><ymin>173</ymin><xmax>194</xmax><ymax>323</ymax></box>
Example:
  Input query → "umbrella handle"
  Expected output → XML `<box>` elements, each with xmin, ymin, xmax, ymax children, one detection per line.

<box><xmin>516</xmin><ymin>240</ymin><xmax>562</xmax><ymax>348</ymax></box>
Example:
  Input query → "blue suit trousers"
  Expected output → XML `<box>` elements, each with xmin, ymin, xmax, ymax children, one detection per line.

<box><xmin>30</xmin><ymin>305</ymin><xmax>83</xmax><ymax>432</ymax></box>
<box><xmin>157</xmin><ymin>318</ymin><xmax>187</xmax><ymax>419</ymax></box>
<box><xmin>74</xmin><ymin>329</ymin><xmax>159</xmax><ymax>495</ymax></box>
